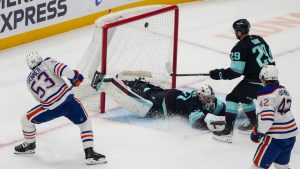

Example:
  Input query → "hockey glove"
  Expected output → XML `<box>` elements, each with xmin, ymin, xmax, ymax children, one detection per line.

<box><xmin>209</xmin><ymin>69</ymin><xmax>226</xmax><ymax>80</ymax></box>
<box><xmin>69</xmin><ymin>70</ymin><xmax>84</xmax><ymax>87</ymax></box>
<box><xmin>91</xmin><ymin>71</ymin><xmax>105</xmax><ymax>91</ymax></box>
<box><xmin>250</xmin><ymin>126</ymin><xmax>264</xmax><ymax>143</ymax></box>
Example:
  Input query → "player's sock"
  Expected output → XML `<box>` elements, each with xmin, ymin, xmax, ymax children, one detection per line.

<box><xmin>78</xmin><ymin>119</ymin><xmax>106</xmax><ymax>164</ymax></box>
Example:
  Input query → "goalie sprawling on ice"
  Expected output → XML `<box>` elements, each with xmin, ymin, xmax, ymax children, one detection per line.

<box><xmin>91</xmin><ymin>71</ymin><xmax>226</xmax><ymax>131</ymax></box>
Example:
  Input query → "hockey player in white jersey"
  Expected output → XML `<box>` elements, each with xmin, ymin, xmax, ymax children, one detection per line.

<box><xmin>14</xmin><ymin>52</ymin><xmax>106</xmax><ymax>165</ymax></box>
<box><xmin>251</xmin><ymin>65</ymin><xmax>298</xmax><ymax>169</ymax></box>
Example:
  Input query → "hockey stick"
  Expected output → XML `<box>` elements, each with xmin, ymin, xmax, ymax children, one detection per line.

<box><xmin>165</xmin><ymin>62</ymin><xmax>210</xmax><ymax>77</ymax></box>
<box><xmin>171</xmin><ymin>73</ymin><xmax>210</xmax><ymax>76</ymax></box>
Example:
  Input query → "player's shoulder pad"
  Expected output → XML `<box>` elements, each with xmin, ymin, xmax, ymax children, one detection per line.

<box><xmin>44</xmin><ymin>57</ymin><xmax>51</xmax><ymax>61</ymax></box>
<box><xmin>44</xmin><ymin>57</ymin><xmax>58</xmax><ymax>64</ymax></box>
<box><xmin>251</xmin><ymin>35</ymin><xmax>267</xmax><ymax>43</ymax></box>
<box><xmin>250</xmin><ymin>35</ymin><xmax>261</xmax><ymax>39</ymax></box>
<box><xmin>257</xmin><ymin>85</ymin><xmax>283</xmax><ymax>96</ymax></box>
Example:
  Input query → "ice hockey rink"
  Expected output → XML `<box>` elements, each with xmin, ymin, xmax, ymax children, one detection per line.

<box><xmin>1</xmin><ymin>0</ymin><xmax>300</xmax><ymax>168</ymax></box>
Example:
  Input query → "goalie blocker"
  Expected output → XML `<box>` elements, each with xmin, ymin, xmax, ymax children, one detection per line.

<box><xmin>91</xmin><ymin>71</ymin><xmax>153</xmax><ymax>117</ymax></box>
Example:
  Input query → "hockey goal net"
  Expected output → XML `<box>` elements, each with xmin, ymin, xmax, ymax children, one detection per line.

<box><xmin>74</xmin><ymin>5</ymin><xmax>179</xmax><ymax>113</ymax></box>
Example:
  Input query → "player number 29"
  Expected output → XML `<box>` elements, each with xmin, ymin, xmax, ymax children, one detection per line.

<box><xmin>252</xmin><ymin>44</ymin><xmax>274</xmax><ymax>67</ymax></box>
<box><xmin>230</xmin><ymin>52</ymin><xmax>240</xmax><ymax>60</ymax></box>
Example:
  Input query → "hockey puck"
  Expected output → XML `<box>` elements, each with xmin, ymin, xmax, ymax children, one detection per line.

<box><xmin>144</xmin><ymin>22</ymin><xmax>149</xmax><ymax>28</ymax></box>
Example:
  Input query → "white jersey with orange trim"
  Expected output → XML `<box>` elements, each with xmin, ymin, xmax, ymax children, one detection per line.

<box><xmin>257</xmin><ymin>84</ymin><xmax>298</xmax><ymax>139</ymax></box>
<box><xmin>26</xmin><ymin>57</ymin><xmax>75</xmax><ymax>110</ymax></box>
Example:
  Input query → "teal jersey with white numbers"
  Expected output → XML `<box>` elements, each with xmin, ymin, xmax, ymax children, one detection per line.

<box><xmin>228</xmin><ymin>35</ymin><xmax>275</xmax><ymax>81</ymax></box>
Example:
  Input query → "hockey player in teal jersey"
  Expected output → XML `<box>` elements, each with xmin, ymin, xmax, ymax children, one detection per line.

<box><xmin>208</xmin><ymin>19</ymin><xmax>276</xmax><ymax>143</ymax></box>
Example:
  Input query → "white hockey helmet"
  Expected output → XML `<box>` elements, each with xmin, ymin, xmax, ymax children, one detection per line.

<box><xmin>26</xmin><ymin>51</ymin><xmax>42</xmax><ymax>69</ymax></box>
<box><xmin>259</xmin><ymin>65</ymin><xmax>278</xmax><ymax>81</ymax></box>
<box><xmin>196</xmin><ymin>84</ymin><xmax>215</xmax><ymax>112</ymax></box>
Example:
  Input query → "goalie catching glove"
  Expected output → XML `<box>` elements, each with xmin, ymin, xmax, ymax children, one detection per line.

<box><xmin>69</xmin><ymin>70</ymin><xmax>84</xmax><ymax>87</ymax></box>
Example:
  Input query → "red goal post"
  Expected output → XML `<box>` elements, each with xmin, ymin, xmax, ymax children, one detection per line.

<box><xmin>75</xmin><ymin>5</ymin><xmax>179</xmax><ymax>113</ymax></box>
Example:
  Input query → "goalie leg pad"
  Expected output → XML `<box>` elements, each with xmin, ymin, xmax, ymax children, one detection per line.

<box><xmin>105</xmin><ymin>78</ymin><xmax>153</xmax><ymax>117</ymax></box>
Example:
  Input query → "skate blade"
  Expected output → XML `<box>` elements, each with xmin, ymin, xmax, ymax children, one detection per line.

<box><xmin>212</xmin><ymin>134</ymin><xmax>232</xmax><ymax>143</ymax></box>
<box><xmin>86</xmin><ymin>157</ymin><xmax>107</xmax><ymax>165</ymax></box>
<box><xmin>183</xmin><ymin>130</ymin><xmax>212</xmax><ymax>139</ymax></box>
<box><xmin>14</xmin><ymin>150</ymin><xmax>35</xmax><ymax>154</ymax></box>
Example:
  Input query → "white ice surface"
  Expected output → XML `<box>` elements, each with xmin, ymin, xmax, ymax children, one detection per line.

<box><xmin>1</xmin><ymin>0</ymin><xmax>300</xmax><ymax>169</ymax></box>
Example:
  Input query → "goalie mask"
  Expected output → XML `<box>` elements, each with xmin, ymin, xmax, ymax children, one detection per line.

<box><xmin>26</xmin><ymin>51</ymin><xmax>42</xmax><ymax>70</ymax></box>
<box><xmin>196</xmin><ymin>84</ymin><xmax>215</xmax><ymax>112</ymax></box>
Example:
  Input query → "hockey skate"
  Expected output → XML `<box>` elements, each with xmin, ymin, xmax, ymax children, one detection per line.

<box><xmin>14</xmin><ymin>142</ymin><xmax>36</xmax><ymax>154</ymax></box>
<box><xmin>84</xmin><ymin>147</ymin><xmax>107</xmax><ymax>165</ymax></box>
<box><xmin>237</xmin><ymin>119</ymin><xmax>257</xmax><ymax>134</ymax></box>
<box><xmin>212</xmin><ymin>125</ymin><xmax>233</xmax><ymax>143</ymax></box>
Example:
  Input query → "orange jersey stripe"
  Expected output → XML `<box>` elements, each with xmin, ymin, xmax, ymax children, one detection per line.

<box><xmin>56</xmin><ymin>63</ymin><xmax>63</xmax><ymax>75</ymax></box>
<box><xmin>27</xmin><ymin>106</ymin><xmax>45</xmax><ymax>120</ymax></box>
<box><xmin>254</xmin><ymin>136</ymin><xmax>271</xmax><ymax>166</ymax></box>
<box><xmin>270</xmin><ymin>123</ymin><xmax>297</xmax><ymax>130</ymax></box>
<box><xmin>261</xmin><ymin>113</ymin><xmax>274</xmax><ymax>117</ymax></box>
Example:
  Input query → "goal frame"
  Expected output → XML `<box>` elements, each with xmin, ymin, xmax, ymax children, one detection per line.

<box><xmin>100</xmin><ymin>5</ymin><xmax>179</xmax><ymax>113</ymax></box>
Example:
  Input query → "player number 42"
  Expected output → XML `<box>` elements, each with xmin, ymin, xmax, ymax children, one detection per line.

<box><xmin>278</xmin><ymin>98</ymin><xmax>291</xmax><ymax>115</ymax></box>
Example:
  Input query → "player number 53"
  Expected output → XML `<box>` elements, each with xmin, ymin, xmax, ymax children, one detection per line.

<box><xmin>31</xmin><ymin>72</ymin><xmax>55</xmax><ymax>99</ymax></box>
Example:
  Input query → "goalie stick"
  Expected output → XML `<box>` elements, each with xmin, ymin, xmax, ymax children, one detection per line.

<box><xmin>165</xmin><ymin>62</ymin><xmax>210</xmax><ymax>77</ymax></box>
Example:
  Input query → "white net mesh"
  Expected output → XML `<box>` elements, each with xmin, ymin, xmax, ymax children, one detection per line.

<box><xmin>73</xmin><ymin>5</ymin><xmax>178</xmax><ymax>113</ymax></box>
